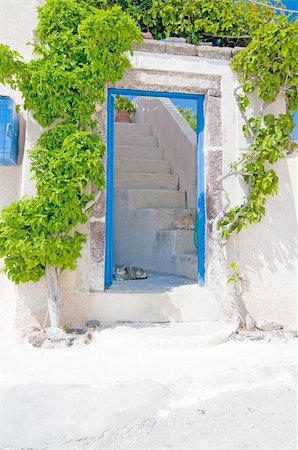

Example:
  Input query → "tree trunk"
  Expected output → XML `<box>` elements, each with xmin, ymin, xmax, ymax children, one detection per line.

<box><xmin>45</xmin><ymin>265</ymin><xmax>62</xmax><ymax>328</ymax></box>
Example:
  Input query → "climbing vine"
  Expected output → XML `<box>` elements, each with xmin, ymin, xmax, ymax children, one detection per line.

<box><xmin>0</xmin><ymin>1</ymin><xmax>141</xmax><ymax>128</ymax></box>
<box><xmin>106</xmin><ymin>0</ymin><xmax>277</xmax><ymax>45</ymax></box>
<box><xmin>218</xmin><ymin>15</ymin><xmax>298</xmax><ymax>239</ymax></box>
<box><xmin>0</xmin><ymin>0</ymin><xmax>142</xmax><ymax>327</ymax></box>
<box><xmin>0</xmin><ymin>124</ymin><xmax>105</xmax><ymax>283</ymax></box>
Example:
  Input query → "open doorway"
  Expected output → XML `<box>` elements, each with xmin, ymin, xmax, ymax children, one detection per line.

<box><xmin>105</xmin><ymin>88</ymin><xmax>205</xmax><ymax>289</ymax></box>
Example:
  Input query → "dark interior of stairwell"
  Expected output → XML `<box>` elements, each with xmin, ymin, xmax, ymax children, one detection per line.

<box><xmin>112</xmin><ymin>94</ymin><xmax>198</xmax><ymax>288</ymax></box>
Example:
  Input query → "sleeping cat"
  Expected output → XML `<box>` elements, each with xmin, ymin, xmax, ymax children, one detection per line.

<box><xmin>113</xmin><ymin>264</ymin><xmax>148</xmax><ymax>281</ymax></box>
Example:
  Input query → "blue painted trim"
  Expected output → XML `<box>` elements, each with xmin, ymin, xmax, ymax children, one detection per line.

<box><xmin>105</xmin><ymin>87</ymin><xmax>206</xmax><ymax>288</ymax></box>
<box><xmin>104</xmin><ymin>90</ymin><xmax>115</xmax><ymax>288</ymax></box>
<box><xmin>196</xmin><ymin>96</ymin><xmax>205</xmax><ymax>286</ymax></box>
<box><xmin>108</xmin><ymin>87</ymin><xmax>201</xmax><ymax>101</ymax></box>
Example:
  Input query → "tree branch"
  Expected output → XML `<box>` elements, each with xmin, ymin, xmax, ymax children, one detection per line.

<box><xmin>84</xmin><ymin>190</ymin><xmax>101</xmax><ymax>212</ymax></box>
<box><xmin>234</xmin><ymin>84</ymin><xmax>256</xmax><ymax>138</ymax></box>
<box><xmin>221</xmin><ymin>176</ymin><xmax>253</xmax><ymax>233</ymax></box>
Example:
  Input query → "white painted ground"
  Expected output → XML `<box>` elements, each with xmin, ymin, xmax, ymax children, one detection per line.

<box><xmin>0</xmin><ymin>325</ymin><xmax>296</xmax><ymax>450</ymax></box>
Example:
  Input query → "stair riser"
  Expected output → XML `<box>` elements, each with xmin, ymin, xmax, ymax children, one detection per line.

<box><xmin>114</xmin><ymin>197</ymin><xmax>197</xmax><ymax>280</ymax></box>
<box><xmin>114</xmin><ymin>123</ymin><xmax>152</xmax><ymax>136</ymax></box>
<box><xmin>78</xmin><ymin>289</ymin><xmax>222</xmax><ymax>323</ymax></box>
<box><xmin>128</xmin><ymin>190</ymin><xmax>186</xmax><ymax>209</ymax></box>
<box><xmin>114</xmin><ymin>134</ymin><xmax>158</xmax><ymax>147</ymax></box>
<box><xmin>115</xmin><ymin>146</ymin><xmax>164</xmax><ymax>160</ymax></box>
<box><xmin>115</xmin><ymin>173</ymin><xmax>178</xmax><ymax>190</ymax></box>
<box><xmin>115</xmin><ymin>159</ymin><xmax>171</xmax><ymax>174</ymax></box>
<box><xmin>175</xmin><ymin>231</ymin><xmax>197</xmax><ymax>254</ymax></box>
<box><xmin>113</xmin><ymin>199</ymin><xmax>195</xmax><ymax>231</ymax></box>
<box><xmin>155</xmin><ymin>230</ymin><xmax>196</xmax><ymax>258</ymax></box>
<box><xmin>134</xmin><ymin>209</ymin><xmax>196</xmax><ymax>230</ymax></box>
<box><xmin>172</xmin><ymin>254</ymin><xmax>198</xmax><ymax>280</ymax></box>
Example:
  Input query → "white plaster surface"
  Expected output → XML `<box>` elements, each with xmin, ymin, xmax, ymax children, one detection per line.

<box><xmin>236</xmin><ymin>157</ymin><xmax>297</xmax><ymax>328</ymax></box>
<box><xmin>58</xmin><ymin>274</ymin><xmax>224</xmax><ymax>328</ymax></box>
<box><xmin>0</xmin><ymin>0</ymin><xmax>296</xmax><ymax>328</ymax></box>
<box><xmin>134</xmin><ymin>97</ymin><xmax>197</xmax><ymax>208</ymax></box>
<box><xmin>0</xmin><ymin>333</ymin><xmax>296</xmax><ymax>450</ymax></box>
<box><xmin>0</xmin><ymin>167</ymin><xmax>21</xmax><ymax>209</ymax></box>
<box><xmin>129</xmin><ymin>50</ymin><xmax>297</xmax><ymax>328</ymax></box>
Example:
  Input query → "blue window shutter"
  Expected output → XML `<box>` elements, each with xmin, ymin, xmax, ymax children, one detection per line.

<box><xmin>0</xmin><ymin>96</ymin><xmax>20</xmax><ymax>166</ymax></box>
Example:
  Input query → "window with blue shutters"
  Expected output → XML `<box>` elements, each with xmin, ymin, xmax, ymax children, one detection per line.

<box><xmin>0</xmin><ymin>96</ymin><xmax>20</xmax><ymax>166</ymax></box>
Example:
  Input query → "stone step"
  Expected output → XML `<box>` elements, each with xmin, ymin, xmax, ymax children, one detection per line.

<box><xmin>115</xmin><ymin>146</ymin><xmax>164</xmax><ymax>160</ymax></box>
<box><xmin>133</xmin><ymin>208</ymin><xmax>196</xmax><ymax>230</ymax></box>
<box><xmin>123</xmin><ymin>189</ymin><xmax>186</xmax><ymax>209</ymax></box>
<box><xmin>172</xmin><ymin>253</ymin><xmax>198</xmax><ymax>280</ymax></box>
<box><xmin>175</xmin><ymin>230</ymin><xmax>197</xmax><ymax>255</ymax></box>
<box><xmin>175</xmin><ymin>230</ymin><xmax>197</xmax><ymax>254</ymax></box>
<box><xmin>114</xmin><ymin>193</ymin><xmax>196</xmax><ymax>279</ymax></box>
<box><xmin>98</xmin><ymin>273</ymin><xmax>224</xmax><ymax>323</ymax></box>
<box><xmin>115</xmin><ymin>158</ymin><xmax>171</xmax><ymax>174</ymax></box>
<box><xmin>96</xmin><ymin>321</ymin><xmax>237</xmax><ymax>346</ymax></box>
<box><xmin>114</xmin><ymin>122</ymin><xmax>152</xmax><ymax>136</ymax></box>
<box><xmin>114</xmin><ymin>173</ymin><xmax>179</xmax><ymax>190</ymax></box>
<box><xmin>114</xmin><ymin>134</ymin><xmax>158</xmax><ymax>147</ymax></box>
<box><xmin>63</xmin><ymin>274</ymin><xmax>226</xmax><ymax>324</ymax></box>
<box><xmin>156</xmin><ymin>230</ymin><xmax>196</xmax><ymax>256</ymax></box>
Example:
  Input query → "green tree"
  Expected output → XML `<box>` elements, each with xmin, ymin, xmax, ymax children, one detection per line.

<box><xmin>0</xmin><ymin>0</ymin><xmax>142</xmax><ymax>328</ymax></box>
<box><xmin>177</xmin><ymin>106</ymin><xmax>197</xmax><ymax>132</ymax></box>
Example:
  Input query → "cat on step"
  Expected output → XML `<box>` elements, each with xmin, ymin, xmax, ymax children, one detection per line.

<box><xmin>113</xmin><ymin>264</ymin><xmax>148</xmax><ymax>281</ymax></box>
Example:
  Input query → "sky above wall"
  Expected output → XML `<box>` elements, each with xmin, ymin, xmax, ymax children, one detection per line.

<box><xmin>281</xmin><ymin>0</ymin><xmax>298</xmax><ymax>19</ymax></box>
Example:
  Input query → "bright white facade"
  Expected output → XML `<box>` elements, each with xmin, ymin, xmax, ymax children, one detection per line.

<box><xmin>0</xmin><ymin>0</ymin><xmax>296</xmax><ymax>331</ymax></box>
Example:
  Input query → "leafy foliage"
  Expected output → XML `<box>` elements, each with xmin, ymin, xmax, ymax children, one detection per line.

<box><xmin>227</xmin><ymin>262</ymin><xmax>241</xmax><ymax>286</ymax></box>
<box><xmin>114</xmin><ymin>94</ymin><xmax>136</xmax><ymax>113</ymax></box>
<box><xmin>106</xmin><ymin>0</ymin><xmax>277</xmax><ymax>45</ymax></box>
<box><xmin>232</xmin><ymin>16</ymin><xmax>298</xmax><ymax>112</ymax></box>
<box><xmin>0</xmin><ymin>0</ymin><xmax>141</xmax><ymax>285</ymax></box>
<box><xmin>0</xmin><ymin>126</ymin><xmax>105</xmax><ymax>283</ymax></box>
<box><xmin>219</xmin><ymin>15</ymin><xmax>298</xmax><ymax>239</ymax></box>
<box><xmin>177</xmin><ymin>106</ymin><xmax>197</xmax><ymax>132</ymax></box>
<box><xmin>0</xmin><ymin>1</ymin><xmax>142</xmax><ymax>128</ymax></box>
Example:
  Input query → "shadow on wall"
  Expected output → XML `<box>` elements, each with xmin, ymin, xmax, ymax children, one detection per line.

<box><xmin>236</xmin><ymin>156</ymin><xmax>297</xmax><ymax>326</ymax></box>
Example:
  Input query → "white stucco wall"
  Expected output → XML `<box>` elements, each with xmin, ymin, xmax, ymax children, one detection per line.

<box><xmin>133</xmin><ymin>97</ymin><xmax>197</xmax><ymax>208</ymax></box>
<box><xmin>236</xmin><ymin>157</ymin><xmax>297</xmax><ymax>328</ymax></box>
<box><xmin>0</xmin><ymin>0</ymin><xmax>90</xmax><ymax>328</ymax></box>
<box><xmin>0</xmin><ymin>0</ymin><xmax>38</xmax><ymax>334</ymax></box>
<box><xmin>0</xmin><ymin>0</ymin><xmax>37</xmax><ymax>205</ymax></box>
<box><xmin>127</xmin><ymin>50</ymin><xmax>297</xmax><ymax>328</ymax></box>
<box><xmin>0</xmin><ymin>0</ymin><xmax>296</xmax><ymax>329</ymax></box>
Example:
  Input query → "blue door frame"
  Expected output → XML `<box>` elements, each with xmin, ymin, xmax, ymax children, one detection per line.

<box><xmin>104</xmin><ymin>87</ymin><xmax>205</xmax><ymax>288</ymax></box>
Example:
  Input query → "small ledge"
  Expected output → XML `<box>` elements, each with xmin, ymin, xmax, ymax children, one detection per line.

<box><xmin>134</xmin><ymin>40</ymin><xmax>245</xmax><ymax>60</ymax></box>
<box><xmin>197</xmin><ymin>46</ymin><xmax>233</xmax><ymax>60</ymax></box>
<box><xmin>165</xmin><ymin>42</ymin><xmax>197</xmax><ymax>56</ymax></box>
<box><xmin>134</xmin><ymin>40</ymin><xmax>166</xmax><ymax>53</ymax></box>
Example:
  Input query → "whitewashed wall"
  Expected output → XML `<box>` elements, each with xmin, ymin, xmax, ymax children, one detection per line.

<box><xmin>0</xmin><ymin>0</ymin><xmax>38</xmax><ymax>209</ymax></box>
<box><xmin>134</xmin><ymin>97</ymin><xmax>197</xmax><ymax>208</ymax></box>
<box><xmin>128</xmin><ymin>49</ymin><xmax>297</xmax><ymax>329</ymax></box>
<box><xmin>0</xmin><ymin>0</ymin><xmax>296</xmax><ymax>329</ymax></box>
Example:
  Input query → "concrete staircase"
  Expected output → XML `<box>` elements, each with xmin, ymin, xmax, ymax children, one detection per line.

<box><xmin>114</xmin><ymin>122</ymin><xmax>198</xmax><ymax>280</ymax></box>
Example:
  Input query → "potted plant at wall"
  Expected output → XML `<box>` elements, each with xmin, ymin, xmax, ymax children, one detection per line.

<box><xmin>114</xmin><ymin>94</ymin><xmax>136</xmax><ymax>123</ymax></box>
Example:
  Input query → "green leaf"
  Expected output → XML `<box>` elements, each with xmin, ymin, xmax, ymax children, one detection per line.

<box><xmin>230</xmin><ymin>262</ymin><xmax>237</xmax><ymax>271</ymax></box>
